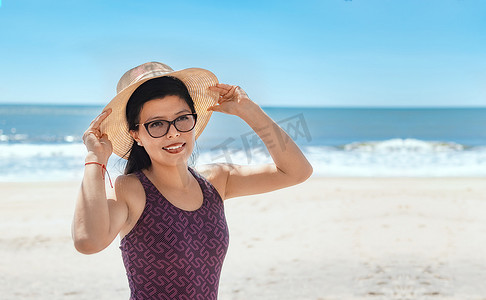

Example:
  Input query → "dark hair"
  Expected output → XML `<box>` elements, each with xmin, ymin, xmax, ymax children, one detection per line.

<box><xmin>123</xmin><ymin>76</ymin><xmax>197</xmax><ymax>175</ymax></box>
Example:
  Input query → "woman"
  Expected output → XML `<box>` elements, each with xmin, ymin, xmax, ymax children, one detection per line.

<box><xmin>72</xmin><ymin>62</ymin><xmax>313</xmax><ymax>299</ymax></box>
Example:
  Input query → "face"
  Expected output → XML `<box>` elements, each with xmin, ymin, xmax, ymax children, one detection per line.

<box><xmin>130</xmin><ymin>95</ymin><xmax>195</xmax><ymax>168</ymax></box>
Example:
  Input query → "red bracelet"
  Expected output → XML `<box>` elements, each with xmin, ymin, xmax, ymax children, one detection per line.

<box><xmin>85</xmin><ymin>162</ymin><xmax>113</xmax><ymax>188</ymax></box>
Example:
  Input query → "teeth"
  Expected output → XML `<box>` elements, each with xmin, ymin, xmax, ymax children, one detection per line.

<box><xmin>164</xmin><ymin>144</ymin><xmax>183</xmax><ymax>150</ymax></box>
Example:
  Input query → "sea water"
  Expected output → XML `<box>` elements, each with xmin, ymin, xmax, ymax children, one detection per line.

<box><xmin>1</xmin><ymin>104</ymin><xmax>486</xmax><ymax>181</ymax></box>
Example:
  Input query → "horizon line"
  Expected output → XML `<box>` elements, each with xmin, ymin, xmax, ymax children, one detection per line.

<box><xmin>1</xmin><ymin>102</ymin><xmax>486</xmax><ymax>110</ymax></box>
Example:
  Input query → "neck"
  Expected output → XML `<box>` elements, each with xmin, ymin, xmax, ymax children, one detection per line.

<box><xmin>146</xmin><ymin>162</ymin><xmax>192</xmax><ymax>190</ymax></box>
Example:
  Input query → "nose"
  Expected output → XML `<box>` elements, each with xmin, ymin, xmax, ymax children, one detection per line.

<box><xmin>166</xmin><ymin>122</ymin><xmax>180</xmax><ymax>139</ymax></box>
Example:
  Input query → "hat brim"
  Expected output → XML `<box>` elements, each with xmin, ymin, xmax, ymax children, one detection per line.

<box><xmin>99</xmin><ymin>68</ymin><xmax>219</xmax><ymax>159</ymax></box>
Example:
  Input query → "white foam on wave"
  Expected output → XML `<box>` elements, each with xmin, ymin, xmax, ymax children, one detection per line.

<box><xmin>0</xmin><ymin>143</ymin><xmax>88</xmax><ymax>181</ymax></box>
<box><xmin>307</xmin><ymin>139</ymin><xmax>486</xmax><ymax>177</ymax></box>
<box><xmin>0</xmin><ymin>143</ymin><xmax>86</xmax><ymax>158</ymax></box>
<box><xmin>344</xmin><ymin>138</ymin><xmax>464</xmax><ymax>153</ymax></box>
<box><xmin>1</xmin><ymin>139</ymin><xmax>486</xmax><ymax>181</ymax></box>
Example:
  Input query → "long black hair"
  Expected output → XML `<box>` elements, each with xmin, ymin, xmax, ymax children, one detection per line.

<box><xmin>123</xmin><ymin>76</ymin><xmax>198</xmax><ymax>175</ymax></box>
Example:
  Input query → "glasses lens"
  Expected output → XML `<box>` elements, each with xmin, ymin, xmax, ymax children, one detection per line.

<box><xmin>145</xmin><ymin>114</ymin><xmax>196</xmax><ymax>138</ymax></box>
<box><xmin>147</xmin><ymin>120</ymin><xmax>169</xmax><ymax>137</ymax></box>
<box><xmin>174</xmin><ymin>114</ymin><xmax>196</xmax><ymax>132</ymax></box>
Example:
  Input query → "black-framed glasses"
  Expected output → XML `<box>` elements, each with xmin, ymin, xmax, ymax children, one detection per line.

<box><xmin>137</xmin><ymin>113</ymin><xmax>198</xmax><ymax>138</ymax></box>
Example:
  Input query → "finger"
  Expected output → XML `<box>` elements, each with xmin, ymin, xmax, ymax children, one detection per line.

<box><xmin>209</xmin><ymin>87</ymin><xmax>228</xmax><ymax>96</ymax></box>
<box><xmin>91</xmin><ymin>109</ymin><xmax>112</xmax><ymax>129</ymax></box>
<box><xmin>207</xmin><ymin>105</ymin><xmax>221</xmax><ymax>112</ymax></box>
<box><xmin>99</xmin><ymin>133</ymin><xmax>111</xmax><ymax>144</ymax></box>
<box><xmin>217</xmin><ymin>86</ymin><xmax>238</xmax><ymax>103</ymax></box>
<box><xmin>89</xmin><ymin>109</ymin><xmax>111</xmax><ymax>129</ymax></box>
<box><xmin>89</xmin><ymin>108</ymin><xmax>111</xmax><ymax>130</ymax></box>
<box><xmin>224</xmin><ymin>85</ymin><xmax>238</xmax><ymax>98</ymax></box>
<box><xmin>217</xmin><ymin>86</ymin><xmax>237</xmax><ymax>98</ymax></box>
<box><xmin>213</xmin><ymin>83</ymin><xmax>234</xmax><ymax>90</ymax></box>
<box><xmin>217</xmin><ymin>95</ymin><xmax>233</xmax><ymax>104</ymax></box>
<box><xmin>82</xmin><ymin>131</ymin><xmax>94</xmax><ymax>143</ymax></box>
<box><xmin>209</xmin><ymin>84</ymin><xmax>233</xmax><ymax>94</ymax></box>
<box><xmin>83</xmin><ymin>130</ymin><xmax>100</xmax><ymax>142</ymax></box>
<box><xmin>91</xmin><ymin>109</ymin><xmax>109</xmax><ymax>123</ymax></box>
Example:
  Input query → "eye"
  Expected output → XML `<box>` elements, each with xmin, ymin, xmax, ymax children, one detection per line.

<box><xmin>176</xmin><ymin>115</ymin><xmax>189</xmax><ymax>121</ymax></box>
<box><xmin>148</xmin><ymin>120</ymin><xmax>167</xmax><ymax>129</ymax></box>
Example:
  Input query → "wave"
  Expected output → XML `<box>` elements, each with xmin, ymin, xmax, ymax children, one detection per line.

<box><xmin>1</xmin><ymin>139</ymin><xmax>486</xmax><ymax>181</ymax></box>
<box><xmin>343</xmin><ymin>138</ymin><xmax>464</xmax><ymax>153</ymax></box>
<box><xmin>307</xmin><ymin>139</ymin><xmax>486</xmax><ymax>177</ymax></box>
<box><xmin>0</xmin><ymin>133</ymin><xmax>82</xmax><ymax>143</ymax></box>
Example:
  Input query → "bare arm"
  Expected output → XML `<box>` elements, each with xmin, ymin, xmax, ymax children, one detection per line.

<box><xmin>71</xmin><ymin>109</ymin><xmax>129</xmax><ymax>254</ymax></box>
<box><xmin>207</xmin><ymin>84</ymin><xmax>313</xmax><ymax>200</ymax></box>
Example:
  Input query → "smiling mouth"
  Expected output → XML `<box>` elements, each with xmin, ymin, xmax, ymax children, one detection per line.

<box><xmin>162</xmin><ymin>143</ymin><xmax>186</xmax><ymax>153</ymax></box>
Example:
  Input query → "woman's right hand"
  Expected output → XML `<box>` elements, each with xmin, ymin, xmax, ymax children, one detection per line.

<box><xmin>83</xmin><ymin>109</ymin><xmax>113</xmax><ymax>163</ymax></box>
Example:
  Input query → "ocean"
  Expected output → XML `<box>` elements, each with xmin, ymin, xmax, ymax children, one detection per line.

<box><xmin>1</xmin><ymin>104</ymin><xmax>486</xmax><ymax>181</ymax></box>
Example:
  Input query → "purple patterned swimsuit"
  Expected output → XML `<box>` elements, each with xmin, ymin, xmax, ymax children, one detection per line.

<box><xmin>119</xmin><ymin>167</ymin><xmax>229</xmax><ymax>299</ymax></box>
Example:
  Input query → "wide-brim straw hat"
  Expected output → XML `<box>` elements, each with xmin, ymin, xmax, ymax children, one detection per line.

<box><xmin>99</xmin><ymin>62</ymin><xmax>219</xmax><ymax>159</ymax></box>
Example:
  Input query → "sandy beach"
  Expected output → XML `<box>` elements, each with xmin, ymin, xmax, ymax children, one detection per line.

<box><xmin>2</xmin><ymin>177</ymin><xmax>486</xmax><ymax>300</ymax></box>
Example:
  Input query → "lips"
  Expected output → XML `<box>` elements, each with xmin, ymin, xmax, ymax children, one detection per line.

<box><xmin>162</xmin><ymin>143</ymin><xmax>186</xmax><ymax>154</ymax></box>
<box><xmin>162</xmin><ymin>143</ymin><xmax>185</xmax><ymax>150</ymax></box>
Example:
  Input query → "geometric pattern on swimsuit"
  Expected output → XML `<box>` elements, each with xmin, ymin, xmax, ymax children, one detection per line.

<box><xmin>119</xmin><ymin>166</ymin><xmax>229</xmax><ymax>300</ymax></box>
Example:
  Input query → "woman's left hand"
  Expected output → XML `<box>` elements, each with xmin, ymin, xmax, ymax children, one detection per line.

<box><xmin>208</xmin><ymin>84</ymin><xmax>258</xmax><ymax>117</ymax></box>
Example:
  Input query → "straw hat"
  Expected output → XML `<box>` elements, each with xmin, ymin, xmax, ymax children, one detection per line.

<box><xmin>99</xmin><ymin>62</ymin><xmax>219</xmax><ymax>159</ymax></box>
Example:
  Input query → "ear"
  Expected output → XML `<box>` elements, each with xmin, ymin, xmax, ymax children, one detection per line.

<box><xmin>129</xmin><ymin>130</ymin><xmax>142</xmax><ymax>146</ymax></box>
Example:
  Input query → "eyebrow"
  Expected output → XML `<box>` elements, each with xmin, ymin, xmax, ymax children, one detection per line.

<box><xmin>145</xmin><ymin>109</ymin><xmax>191</xmax><ymax>122</ymax></box>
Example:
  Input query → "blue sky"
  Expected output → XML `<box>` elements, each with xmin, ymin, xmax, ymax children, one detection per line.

<box><xmin>0</xmin><ymin>0</ymin><xmax>484</xmax><ymax>107</ymax></box>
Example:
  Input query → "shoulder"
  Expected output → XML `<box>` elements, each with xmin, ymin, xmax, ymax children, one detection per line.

<box><xmin>194</xmin><ymin>163</ymin><xmax>233</xmax><ymax>200</ymax></box>
<box><xmin>115</xmin><ymin>172</ymin><xmax>141</xmax><ymax>188</ymax></box>
<box><xmin>114</xmin><ymin>173</ymin><xmax>145</xmax><ymax>202</ymax></box>
<box><xmin>195</xmin><ymin>163</ymin><xmax>237</xmax><ymax>182</ymax></box>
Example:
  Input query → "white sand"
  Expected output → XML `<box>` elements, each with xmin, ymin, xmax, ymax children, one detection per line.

<box><xmin>1</xmin><ymin>177</ymin><xmax>486</xmax><ymax>299</ymax></box>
